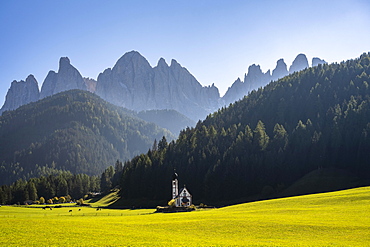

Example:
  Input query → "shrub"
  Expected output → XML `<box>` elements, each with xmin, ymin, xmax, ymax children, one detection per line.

<box><xmin>39</xmin><ymin>197</ymin><xmax>45</xmax><ymax>204</ymax></box>
<box><xmin>168</xmin><ymin>199</ymin><xmax>176</xmax><ymax>207</ymax></box>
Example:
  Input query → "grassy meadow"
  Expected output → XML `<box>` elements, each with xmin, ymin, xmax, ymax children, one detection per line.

<box><xmin>0</xmin><ymin>186</ymin><xmax>369</xmax><ymax>246</ymax></box>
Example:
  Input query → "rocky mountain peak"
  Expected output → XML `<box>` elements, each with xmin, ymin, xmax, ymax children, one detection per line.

<box><xmin>272</xmin><ymin>58</ymin><xmax>288</xmax><ymax>81</ymax></box>
<box><xmin>156</xmin><ymin>58</ymin><xmax>169</xmax><ymax>68</ymax></box>
<box><xmin>235</xmin><ymin>77</ymin><xmax>242</xmax><ymax>84</ymax></box>
<box><xmin>112</xmin><ymin>51</ymin><xmax>152</xmax><ymax>74</ymax></box>
<box><xmin>312</xmin><ymin>57</ymin><xmax>327</xmax><ymax>67</ymax></box>
<box><xmin>222</xmin><ymin>53</ymin><xmax>325</xmax><ymax>107</ymax></box>
<box><xmin>95</xmin><ymin>52</ymin><xmax>220</xmax><ymax>121</ymax></box>
<box><xmin>40</xmin><ymin>57</ymin><xmax>86</xmax><ymax>99</ymax></box>
<box><xmin>289</xmin><ymin>54</ymin><xmax>309</xmax><ymax>74</ymax></box>
<box><xmin>26</xmin><ymin>74</ymin><xmax>38</xmax><ymax>84</ymax></box>
<box><xmin>244</xmin><ymin>64</ymin><xmax>271</xmax><ymax>88</ymax></box>
<box><xmin>0</xmin><ymin>74</ymin><xmax>40</xmax><ymax>114</ymax></box>
<box><xmin>59</xmin><ymin>57</ymin><xmax>71</xmax><ymax>67</ymax></box>
<box><xmin>95</xmin><ymin>51</ymin><xmax>154</xmax><ymax>111</ymax></box>
<box><xmin>1</xmin><ymin>51</ymin><xmax>326</xmax><ymax>122</ymax></box>
<box><xmin>247</xmin><ymin>64</ymin><xmax>262</xmax><ymax>75</ymax></box>
<box><xmin>221</xmin><ymin>77</ymin><xmax>246</xmax><ymax>106</ymax></box>
<box><xmin>170</xmin><ymin>59</ymin><xmax>181</xmax><ymax>68</ymax></box>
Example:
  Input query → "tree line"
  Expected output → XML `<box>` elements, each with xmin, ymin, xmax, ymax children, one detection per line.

<box><xmin>1</xmin><ymin>53</ymin><xmax>370</xmax><ymax>206</ymax></box>
<box><xmin>0</xmin><ymin>160</ymin><xmax>125</xmax><ymax>205</ymax></box>
<box><xmin>120</xmin><ymin>52</ymin><xmax>370</xmax><ymax>204</ymax></box>
<box><xmin>0</xmin><ymin>90</ymin><xmax>173</xmax><ymax>185</ymax></box>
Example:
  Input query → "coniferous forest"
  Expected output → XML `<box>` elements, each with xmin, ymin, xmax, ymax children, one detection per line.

<box><xmin>1</xmin><ymin>53</ymin><xmax>370</xmax><ymax>206</ymax></box>
<box><xmin>120</xmin><ymin>53</ymin><xmax>370</xmax><ymax>205</ymax></box>
<box><xmin>0</xmin><ymin>90</ymin><xmax>173</xmax><ymax>186</ymax></box>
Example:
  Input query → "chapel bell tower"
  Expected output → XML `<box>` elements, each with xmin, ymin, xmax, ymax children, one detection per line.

<box><xmin>172</xmin><ymin>172</ymin><xmax>179</xmax><ymax>199</ymax></box>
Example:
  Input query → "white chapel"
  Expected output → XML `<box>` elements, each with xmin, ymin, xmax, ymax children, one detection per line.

<box><xmin>172</xmin><ymin>172</ymin><xmax>192</xmax><ymax>207</ymax></box>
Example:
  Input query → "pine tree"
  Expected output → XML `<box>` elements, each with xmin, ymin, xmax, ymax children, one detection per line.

<box><xmin>253</xmin><ymin>120</ymin><xmax>269</xmax><ymax>151</ymax></box>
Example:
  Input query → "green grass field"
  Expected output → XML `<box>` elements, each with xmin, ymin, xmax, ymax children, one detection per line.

<box><xmin>1</xmin><ymin>186</ymin><xmax>369</xmax><ymax>246</ymax></box>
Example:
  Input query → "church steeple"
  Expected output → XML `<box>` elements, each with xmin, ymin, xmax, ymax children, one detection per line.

<box><xmin>172</xmin><ymin>171</ymin><xmax>178</xmax><ymax>199</ymax></box>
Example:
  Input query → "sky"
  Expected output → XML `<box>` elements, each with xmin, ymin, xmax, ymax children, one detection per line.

<box><xmin>1</xmin><ymin>0</ymin><xmax>370</xmax><ymax>106</ymax></box>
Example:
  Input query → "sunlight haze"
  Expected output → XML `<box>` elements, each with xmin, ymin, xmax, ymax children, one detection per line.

<box><xmin>1</xmin><ymin>0</ymin><xmax>370</xmax><ymax>104</ymax></box>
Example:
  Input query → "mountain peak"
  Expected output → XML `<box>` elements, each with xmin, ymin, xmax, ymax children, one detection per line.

<box><xmin>289</xmin><ymin>54</ymin><xmax>309</xmax><ymax>74</ymax></box>
<box><xmin>118</xmin><ymin>50</ymin><xmax>144</xmax><ymax>61</ymax></box>
<box><xmin>312</xmin><ymin>57</ymin><xmax>327</xmax><ymax>67</ymax></box>
<box><xmin>170</xmin><ymin>59</ymin><xmax>181</xmax><ymax>68</ymax></box>
<box><xmin>0</xmin><ymin>74</ymin><xmax>40</xmax><ymax>114</ymax></box>
<box><xmin>113</xmin><ymin>50</ymin><xmax>151</xmax><ymax>73</ymax></box>
<box><xmin>272</xmin><ymin>58</ymin><xmax>288</xmax><ymax>81</ymax></box>
<box><xmin>59</xmin><ymin>57</ymin><xmax>71</xmax><ymax>68</ymax></box>
<box><xmin>40</xmin><ymin>57</ymin><xmax>86</xmax><ymax>99</ymax></box>
<box><xmin>157</xmin><ymin>57</ymin><xmax>169</xmax><ymax>68</ymax></box>
<box><xmin>26</xmin><ymin>74</ymin><xmax>38</xmax><ymax>84</ymax></box>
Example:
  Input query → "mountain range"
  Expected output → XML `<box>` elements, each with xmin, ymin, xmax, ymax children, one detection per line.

<box><xmin>0</xmin><ymin>51</ymin><xmax>326</xmax><ymax>122</ymax></box>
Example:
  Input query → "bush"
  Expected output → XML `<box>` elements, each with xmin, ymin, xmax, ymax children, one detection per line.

<box><xmin>168</xmin><ymin>199</ymin><xmax>176</xmax><ymax>207</ymax></box>
<box><xmin>58</xmin><ymin>197</ymin><xmax>66</xmax><ymax>203</ymax></box>
<box><xmin>39</xmin><ymin>197</ymin><xmax>45</xmax><ymax>204</ymax></box>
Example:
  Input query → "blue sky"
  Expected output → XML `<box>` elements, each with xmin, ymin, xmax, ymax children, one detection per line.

<box><xmin>1</xmin><ymin>0</ymin><xmax>370</xmax><ymax>106</ymax></box>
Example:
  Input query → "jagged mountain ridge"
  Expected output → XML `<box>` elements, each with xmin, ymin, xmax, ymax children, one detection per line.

<box><xmin>222</xmin><ymin>54</ymin><xmax>326</xmax><ymax>105</ymax></box>
<box><xmin>1</xmin><ymin>51</ymin><xmax>326</xmax><ymax>121</ymax></box>
<box><xmin>96</xmin><ymin>51</ymin><xmax>220</xmax><ymax>121</ymax></box>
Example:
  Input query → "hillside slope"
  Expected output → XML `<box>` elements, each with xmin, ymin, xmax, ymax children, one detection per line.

<box><xmin>0</xmin><ymin>90</ymin><xmax>173</xmax><ymax>184</ymax></box>
<box><xmin>120</xmin><ymin>52</ymin><xmax>370</xmax><ymax>204</ymax></box>
<box><xmin>0</xmin><ymin>186</ymin><xmax>369</xmax><ymax>246</ymax></box>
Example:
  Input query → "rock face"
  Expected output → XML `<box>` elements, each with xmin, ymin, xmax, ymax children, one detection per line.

<box><xmin>222</xmin><ymin>54</ymin><xmax>316</xmax><ymax>106</ymax></box>
<box><xmin>0</xmin><ymin>75</ymin><xmax>40</xmax><ymax>114</ymax></box>
<box><xmin>223</xmin><ymin>65</ymin><xmax>271</xmax><ymax>105</ymax></box>
<box><xmin>271</xmin><ymin>59</ymin><xmax>288</xmax><ymax>81</ymax></box>
<box><xmin>244</xmin><ymin>64</ymin><xmax>271</xmax><ymax>92</ymax></box>
<box><xmin>84</xmin><ymin>77</ymin><xmax>97</xmax><ymax>93</ymax></box>
<box><xmin>1</xmin><ymin>51</ymin><xmax>326</xmax><ymax>122</ymax></box>
<box><xmin>312</xmin><ymin>57</ymin><xmax>327</xmax><ymax>67</ymax></box>
<box><xmin>95</xmin><ymin>51</ymin><xmax>220</xmax><ymax>121</ymax></box>
<box><xmin>222</xmin><ymin>78</ymin><xmax>244</xmax><ymax>106</ymax></box>
<box><xmin>40</xmin><ymin>57</ymin><xmax>87</xmax><ymax>98</ymax></box>
<box><xmin>289</xmin><ymin>54</ymin><xmax>309</xmax><ymax>74</ymax></box>
<box><xmin>96</xmin><ymin>51</ymin><xmax>154</xmax><ymax>111</ymax></box>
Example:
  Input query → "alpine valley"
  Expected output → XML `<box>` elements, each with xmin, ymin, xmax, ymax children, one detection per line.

<box><xmin>1</xmin><ymin>51</ymin><xmax>370</xmax><ymax>206</ymax></box>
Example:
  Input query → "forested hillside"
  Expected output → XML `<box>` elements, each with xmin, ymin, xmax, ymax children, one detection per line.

<box><xmin>120</xmin><ymin>53</ymin><xmax>370</xmax><ymax>204</ymax></box>
<box><xmin>0</xmin><ymin>90</ymin><xmax>173</xmax><ymax>185</ymax></box>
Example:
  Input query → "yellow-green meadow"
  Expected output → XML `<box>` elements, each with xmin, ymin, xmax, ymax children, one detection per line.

<box><xmin>1</xmin><ymin>186</ymin><xmax>369</xmax><ymax>246</ymax></box>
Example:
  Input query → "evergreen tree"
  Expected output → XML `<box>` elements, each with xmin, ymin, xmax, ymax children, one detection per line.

<box><xmin>253</xmin><ymin>120</ymin><xmax>269</xmax><ymax>151</ymax></box>
<box><xmin>27</xmin><ymin>181</ymin><xmax>38</xmax><ymax>201</ymax></box>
